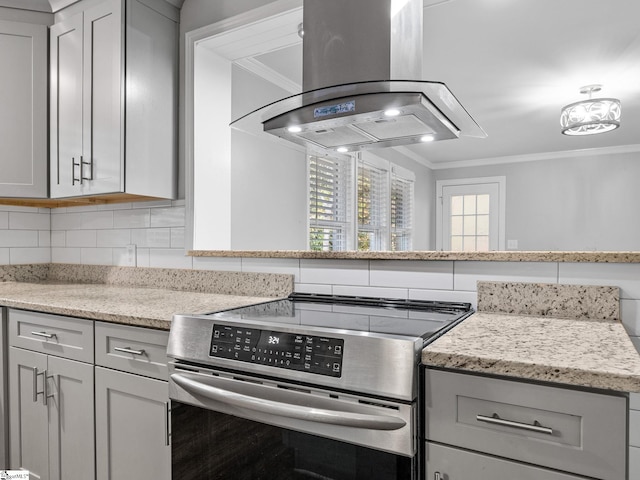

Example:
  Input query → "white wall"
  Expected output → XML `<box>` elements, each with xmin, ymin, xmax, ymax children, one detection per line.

<box><xmin>433</xmin><ymin>150</ymin><xmax>640</xmax><ymax>251</ymax></box>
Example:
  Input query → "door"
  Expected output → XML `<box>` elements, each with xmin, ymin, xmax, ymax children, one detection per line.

<box><xmin>95</xmin><ymin>366</ymin><xmax>170</xmax><ymax>480</ymax></box>
<box><xmin>83</xmin><ymin>0</ymin><xmax>124</xmax><ymax>195</ymax></box>
<box><xmin>0</xmin><ymin>20</ymin><xmax>48</xmax><ymax>198</ymax></box>
<box><xmin>47</xmin><ymin>356</ymin><xmax>94</xmax><ymax>480</ymax></box>
<box><xmin>8</xmin><ymin>347</ymin><xmax>49</xmax><ymax>478</ymax></box>
<box><xmin>50</xmin><ymin>12</ymin><xmax>84</xmax><ymax>198</ymax></box>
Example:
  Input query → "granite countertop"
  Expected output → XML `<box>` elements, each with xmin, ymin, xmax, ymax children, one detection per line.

<box><xmin>422</xmin><ymin>281</ymin><xmax>640</xmax><ymax>393</ymax></box>
<box><xmin>422</xmin><ymin>311</ymin><xmax>640</xmax><ymax>393</ymax></box>
<box><xmin>0</xmin><ymin>281</ymin><xmax>278</xmax><ymax>330</ymax></box>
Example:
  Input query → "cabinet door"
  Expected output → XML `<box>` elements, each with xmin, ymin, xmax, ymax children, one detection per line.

<box><xmin>8</xmin><ymin>347</ymin><xmax>49</xmax><ymax>478</ymax></box>
<box><xmin>426</xmin><ymin>442</ymin><xmax>586</xmax><ymax>480</ymax></box>
<box><xmin>50</xmin><ymin>12</ymin><xmax>84</xmax><ymax>198</ymax></box>
<box><xmin>95</xmin><ymin>366</ymin><xmax>170</xmax><ymax>480</ymax></box>
<box><xmin>47</xmin><ymin>356</ymin><xmax>95</xmax><ymax>480</ymax></box>
<box><xmin>0</xmin><ymin>20</ymin><xmax>48</xmax><ymax>198</ymax></box>
<box><xmin>83</xmin><ymin>0</ymin><xmax>124</xmax><ymax>195</ymax></box>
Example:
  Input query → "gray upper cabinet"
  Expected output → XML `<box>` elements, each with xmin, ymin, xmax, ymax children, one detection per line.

<box><xmin>50</xmin><ymin>0</ymin><xmax>178</xmax><ymax>200</ymax></box>
<box><xmin>0</xmin><ymin>18</ymin><xmax>48</xmax><ymax>198</ymax></box>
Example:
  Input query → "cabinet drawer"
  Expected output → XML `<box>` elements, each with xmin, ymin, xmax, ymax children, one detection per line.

<box><xmin>95</xmin><ymin>322</ymin><xmax>169</xmax><ymax>380</ymax></box>
<box><xmin>425</xmin><ymin>442</ymin><xmax>586</xmax><ymax>480</ymax></box>
<box><xmin>424</xmin><ymin>369</ymin><xmax>626</xmax><ymax>480</ymax></box>
<box><xmin>9</xmin><ymin>309</ymin><xmax>94</xmax><ymax>363</ymax></box>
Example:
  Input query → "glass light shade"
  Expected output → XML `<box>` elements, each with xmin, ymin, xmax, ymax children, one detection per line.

<box><xmin>560</xmin><ymin>98</ymin><xmax>621</xmax><ymax>135</ymax></box>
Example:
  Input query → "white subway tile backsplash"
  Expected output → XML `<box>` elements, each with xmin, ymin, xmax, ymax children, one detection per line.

<box><xmin>241</xmin><ymin>258</ymin><xmax>300</xmax><ymax>282</ymax></box>
<box><xmin>38</xmin><ymin>231</ymin><xmax>50</xmax><ymax>247</ymax></box>
<box><xmin>148</xmin><ymin>249</ymin><xmax>193</xmax><ymax>269</ymax></box>
<box><xmin>332</xmin><ymin>285</ymin><xmax>408</xmax><ymax>299</ymax></box>
<box><xmin>11</xmin><ymin>247</ymin><xmax>50</xmax><ymax>264</ymax></box>
<box><xmin>300</xmin><ymin>259</ymin><xmax>370</xmax><ymax>286</ymax></box>
<box><xmin>113</xmin><ymin>209</ymin><xmax>151</xmax><ymax>228</ymax></box>
<box><xmin>409</xmin><ymin>288</ymin><xmax>478</xmax><ymax>308</ymax></box>
<box><xmin>293</xmin><ymin>283</ymin><xmax>334</xmax><ymax>295</ymax></box>
<box><xmin>51</xmin><ymin>212</ymin><xmax>83</xmax><ymax>231</ymax></box>
<box><xmin>66</xmin><ymin>230</ymin><xmax>97</xmax><ymax>248</ymax></box>
<box><xmin>9</xmin><ymin>212</ymin><xmax>50</xmax><ymax>230</ymax></box>
<box><xmin>50</xmin><ymin>231</ymin><xmax>66</xmax><ymax>247</ymax></box>
<box><xmin>80</xmin><ymin>210</ymin><xmax>114</xmax><ymax>229</ymax></box>
<box><xmin>97</xmin><ymin>229</ymin><xmax>131</xmax><ymax>248</ymax></box>
<box><xmin>621</xmin><ymin>299</ymin><xmax>640</xmax><ymax>336</ymax></box>
<box><xmin>0</xmin><ymin>248</ymin><xmax>9</xmax><ymax>264</ymax></box>
<box><xmin>150</xmin><ymin>206</ymin><xmax>185</xmax><ymax>228</ymax></box>
<box><xmin>136</xmin><ymin>248</ymin><xmax>151</xmax><ymax>267</ymax></box>
<box><xmin>0</xmin><ymin>212</ymin><xmax>9</xmax><ymax>229</ymax></box>
<box><xmin>135</xmin><ymin>199</ymin><xmax>173</xmax><ymax>208</ymax></box>
<box><xmin>51</xmin><ymin>247</ymin><xmax>81</xmax><ymax>264</ymax></box>
<box><xmin>131</xmin><ymin>228</ymin><xmax>171</xmax><ymax>248</ymax></box>
<box><xmin>97</xmin><ymin>202</ymin><xmax>132</xmax><ymax>211</ymax></box>
<box><xmin>559</xmin><ymin>263</ymin><xmax>640</xmax><ymax>300</ymax></box>
<box><xmin>370</xmin><ymin>260</ymin><xmax>454</xmax><ymax>290</ymax></box>
<box><xmin>192</xmin><ymin>256</ymin><xmax>242</xmax><ymax>272</ymax></box>
<box><xmin>171</xmin><ymin>228</ymin><xmax>185</xmax><ymax>248</ymax></box>
<box><xmin>0</xmin><ymin>230</ymin><xmax>39</xmax><ymax>248</ymax></box>
<box><xmin>80</xmin><ymin>248</ymin><xmax>113</xmax><ymax>265</ymax></box>
<box><xmin>453</xmin><ymin>261</ymin><xmax>558</xmax><ymax>291</ymax></box>
<box><xmin>113</xmin><ymin>247</ymin><xmax>133</xmax><ymax>267</ymax></box>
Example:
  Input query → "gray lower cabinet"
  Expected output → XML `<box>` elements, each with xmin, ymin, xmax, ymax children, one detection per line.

<box><xmin>8</xmin><ymin>347</ymin><xmax>94</xmax><ymax>480</ymax></box>
<box><xmin>424</xmin><ymin>369</ymin><xmax>627</xmax><ymax>480</ymax></box>
<box><xmin>95</xmin><ymin>367</ymin><xmax>170</xmax><ymax>480</ymax></box>
<box><xmin>425</xmin><ymin>442</ymin><xmax>585</xmax><ymax>480</ymax></box>
<box><xmin>94</xmin><ymin>321</ymin><xmax>170</xmax><ymax>480</ymax></box>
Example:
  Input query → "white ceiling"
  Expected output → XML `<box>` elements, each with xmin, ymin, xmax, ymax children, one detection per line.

<box><xmin>232</xmin><ymin>0</ymin><xmax>640</xmax><ymax>168</ymax></box>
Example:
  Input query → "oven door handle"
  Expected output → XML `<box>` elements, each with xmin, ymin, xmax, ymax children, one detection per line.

<box><xmin>171</xmin><ymin>373</ymin><xmax>407</xmax><ymax>431</ymax></box>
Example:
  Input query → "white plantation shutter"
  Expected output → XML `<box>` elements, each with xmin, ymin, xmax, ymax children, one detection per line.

<box><xmin>309</xmin><ymin>155</ymin><xmax>353</xmax><ymax>251</ymax></box>
<box><xmin>357</xmin><ymin>160</ymin><xmax>388</xmax><ymax>251</ymax></box>
<box><xmin>390</xmin><ymin>173</ymin><xmax>414</xmax><ymax>251</ymax></box>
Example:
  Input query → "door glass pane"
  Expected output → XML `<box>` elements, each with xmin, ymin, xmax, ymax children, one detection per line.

<box><xmin>451</xmin><ymin>195</ymin><xmax>463</xmax><ymax>215</ymax></box>
<box><xmin>463</xmin><ymin>216</ymin><xmax>476</xmax><ymax>235</ymax></box>
<box><xmin>476</xmin><ymin>236</ymin><xmax>489</xmax><ymax>251</ymax></box>
<box><xmin>476</xmin><ymin>194</ymin><xmax>490</xmax><ymax>214</ymax></box>
<box><xmin>451</xmin><ymin>216</ymin><xmax>463</xmax><ymax>235</ymax></box>
<box><xmin>451</xmin><ymin>236</ymin><xmax>463</xmax><ymax>251</ymax></box>
<box><xmin>463</xmin><ymin>236</ymin><xmax>476</xmax><ymax>251</ymax></box>
<box><xmin>463</xmin><ymin>195</ymin><xmax>476</xmax><ymax>215</ymax></box>
<box><xmin>476</xmin><ymin>215</ymin><xmax>489</xmax><ymax>235</ymax></box>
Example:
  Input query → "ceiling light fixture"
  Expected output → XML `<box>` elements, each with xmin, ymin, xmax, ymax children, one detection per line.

<box><xmin>560</xmin><ymin>84</ymin><xmax>621</xmax><ymax>136</ymax></box>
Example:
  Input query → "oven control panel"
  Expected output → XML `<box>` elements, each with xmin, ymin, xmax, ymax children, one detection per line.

<box><xmin>210</xmin><ymin>325</ymin><xmax>344</xmax><ymax>377</ymax></box>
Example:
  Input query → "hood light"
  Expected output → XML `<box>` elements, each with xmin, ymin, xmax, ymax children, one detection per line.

<box><xmin>287</xmin><ymin>126</ymin><xmax>302</xmax><ymax>133</ymax></box>
<box><xmin>337</xmin><ymin>147</ymin><xmax>349</xmax><ymax>153</ymax></box>
<box><xmin>384</xmin><ymin>108</ymin><xmax>401</xmax><ymax>117</ymax></box>
<box><xmin>420</xmin><ymin>134</ymin><xmax>435</xmax><ymax>142</ymax></box>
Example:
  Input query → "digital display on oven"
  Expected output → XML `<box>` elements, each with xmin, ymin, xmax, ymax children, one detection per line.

<box><xmin>209</xmin><ymin>325</ymin><xmax>344</xmax><ymax>377</ymax></box>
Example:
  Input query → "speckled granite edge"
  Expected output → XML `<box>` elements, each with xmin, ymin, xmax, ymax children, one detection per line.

<box><xmin>47</xmin><ymin>264</ymin><xmax>293</xmax><ymax>297</ymax></box>
<box><xmin>477</xmin><ymin>281</ymin><xmax>620</xmax><ymax>320</ymax></box>
<box><xmin>189</xmin><ymin>250</ymin><xmax>640</xmax><ymax>262</ymax></box>
<box><xmin>0</xmin><ymin>264</ymin><xmax>50</xmax><ymax>282</ymax></box>
<box><xmin>423</xmin><ymin>351</ymin><xmax>640</xmax><ymax>392</ymax></box>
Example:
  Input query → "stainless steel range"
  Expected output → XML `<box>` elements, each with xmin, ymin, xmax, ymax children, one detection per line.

<box><xmin>167</xmin><ymin>293</ymin><xmax>472</xmax><ymax>480</ymax></box>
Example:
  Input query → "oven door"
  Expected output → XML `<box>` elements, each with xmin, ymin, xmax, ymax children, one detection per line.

<box><xmin>169</xmin><ymin>364</ymin><xmax>417</xmax><ymax>480</ymax></box>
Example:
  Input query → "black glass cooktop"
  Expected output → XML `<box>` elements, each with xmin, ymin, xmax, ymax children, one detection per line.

<box><xmin>208</xmin><ymin>292</ymin><xmax>473</xmax><ymax>341</ymax></box>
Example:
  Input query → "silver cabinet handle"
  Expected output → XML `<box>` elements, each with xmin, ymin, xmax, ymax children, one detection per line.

<box><xmin>114</xmin><ymin>347</ymin><xmax>145</xmax><ymax>356</ymax></box>
<box><xmin>434</xmin><ymin>473</ymin><xmax>442</xmax><ymax>480</ymax></box>
<box><xmin>32</xmin><ymin>367</ymin><xmax>47</xmax><ymax>404</ymax></box>
<box><xmin>476</xmin><ymin>413</ymin><xmax>553</xmax><ymax>435</ymax></box>
<box><xmin>31</xmin><ymin>331</ymin><xmax>56</xmax><ymax>339</ymax></box>
<box><xmin>72</xmin><ymin>157</ymin><xmax>82</xmax><ymax>185</ymax></box>
<box><xmin>164</xmin><ymin>402</ymin><xmax>171</xmax><ymax>446</ymax></box>
<box><xmin>171</xmin><ymin>373</ymin><xmax>406</xmax><ymax>430</ymax></box>
<box><xmin>81</xmin><ymin>156</ymin><xmax>93</xmax><ymax>181</ymax></box>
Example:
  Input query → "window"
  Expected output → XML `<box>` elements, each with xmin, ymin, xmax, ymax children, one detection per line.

<box><xmin>308</xmin><ymin>155</ymin><xmax>353</xmax><ymax>251</ymax></box>
<box><xmin>309</xmin><ymin>154</ymin><xmax>415</xmax><ymax>252</ymax></box>
<box><xmin>357</xmin><ymin>160</ymin><xmax>388</xmax><ymax>251</ymax></box>
<box><xmin>436</xmin><ymin>177</ymin><xmax>506</xmax><ymax>251</ymax></box>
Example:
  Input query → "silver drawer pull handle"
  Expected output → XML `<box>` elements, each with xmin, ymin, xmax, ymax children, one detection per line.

<box><xmin>114</xmin><ymin>347</ymin><xmax>146</xmax><ymax>356</ymax></box>
<box><xmin>476</xmin><ymin>413</ymin><xmax>554</xmax><ymax>435</ymax></box>
<box><xmin>31</xmin><ymin>331</ymin><xmax>56</xmax><ymax>339</ymax></box>
<box><xmin>434</xmin><ymin>473</ymin><xmax>442</xmax><ymax>480</ymax></box>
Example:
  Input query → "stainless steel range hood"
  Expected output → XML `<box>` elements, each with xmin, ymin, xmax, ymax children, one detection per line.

<box><xmin>231</xmin><ymin>0</ymin><xmax>486</xmax><ymax>153</ymax></box>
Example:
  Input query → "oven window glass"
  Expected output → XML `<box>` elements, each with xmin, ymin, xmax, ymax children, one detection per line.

<box><xmin>172</xmin><ymin>402</ymin><xmax>415</xmax><ymax>480</ymax></box>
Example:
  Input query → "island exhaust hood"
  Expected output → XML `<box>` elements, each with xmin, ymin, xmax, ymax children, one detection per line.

<box><xmin>231</xmin><ymin>0</ymin><xmax>486</xmax><ymax>153</ymax></box>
